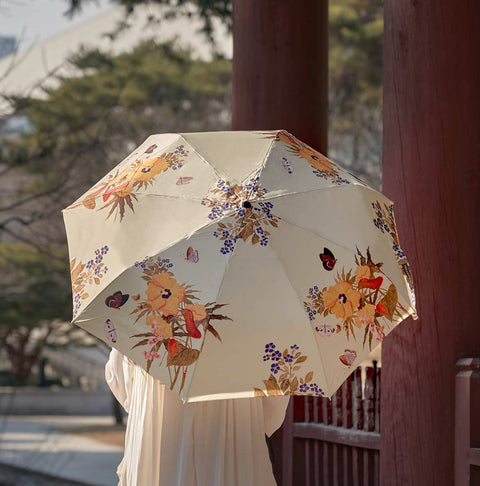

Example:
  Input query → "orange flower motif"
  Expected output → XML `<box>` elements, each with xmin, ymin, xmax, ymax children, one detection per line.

<box><xmin>133</xmin><ymin>157</ymin><xmax>168</xmax><ymax>182</ymax></box>
<box><xmin>146</xmin><ymin>315</ymin><xmax>173</xmax><ymax>340</ymax></box>
<box><xmin>103</xmin><ymin>182</ymin><xmax>133</xmax><ymax>199</ymax></box>
<box><xmin>354</xmin><ymin>303</ymin><xmax>376</xmax><ymax>328</ymax></box>
<box><xmin>297</xmin><ymin>145</ymin><xmax>333</xmax><ymax>172</ymax></box>
<box><xmin>355</xmin><ymin>265</ymin><xmax>371</xmax><ymax>285</ymax></box>
<box><xmin>278</xmin><ymin>131</ymin><xmax>333</xmax><ymax>172</ymax></box>
<box><xmin>184</xmin><ymin>304</ymin><xmax>207</xmax><ymax>321</ymax></box>
<box><xmin>146</xmin><ymin>272</ymin><xmax>185</xmax><ymax>316</ymax></box>
<box><xmin>323</xmin><ymin>281</ymin><xmax>361</xmax><ymax>319</ymax></box>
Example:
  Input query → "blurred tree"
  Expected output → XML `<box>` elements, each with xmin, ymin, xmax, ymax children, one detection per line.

<box><xmin>0</xmin><ymin>40</ymin><xmax>231</xmax><ymax>381</ymax></box>
<box><xmin>329</xmin><ymin>0</ymin><xmax>383</xmax><ymax>187</ymax></box>
<box><xmin>0</xmin><ymin>244</ymin><xmax>71</xmax><ymax>384</ymax></box>
<box><xmin>66</xmin><ymin>0</ymin><xmax>232</xmax><ymax>48</ymax></box>
<box><xmin>64</xmin><ymin>0</ymin><xmax>383</xmax><ymax>187</ymax></box>
<box><xmin>1</xmin><ymin>40</ymin><xmax>231</xmax><ymax>246</ymax></box>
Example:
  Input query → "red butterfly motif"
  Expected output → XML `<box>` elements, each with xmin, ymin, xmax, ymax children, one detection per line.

<box><xmin>105</xmin><ymin>291</ymin><xmax>129</xmax><ymax>308</ymax></box>
<box><xmin>319</xmin><ymin>247</ymin><xmax>337</xmax><ymax>271</ymax></box>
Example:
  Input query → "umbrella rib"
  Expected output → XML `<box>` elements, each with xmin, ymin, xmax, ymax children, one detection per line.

<box><xmin>273</xmin><ymin>211</ymin><xmax>361</xmax><ymax>257</ymax></box>
<box><xmin>182</xmin><ymin>222</ymin><xmax>243</xmax><ymax>401</ymax></box>
<box><xmin>73</xmin><ymin>205</ymin><xmax>240</xmax><ymax>322</ymax></box>
<box><xmin>179</xmin><ymin>135</ymin><xmax>236</xmax><ymax>185</ymax></box>
<box><xmin>240</xmin><ymin>135</ymin><xmax>277</xmax><ymax>201</ymax></box>
<box><xmin>266</xmin><ymin>240</ymin><xmax>332</xmax><ymax>397</ymax></box>
<box><xmin>259</xmin><ymin>182</ymin><xmax>392</xmax><ymax>206</ymax></box>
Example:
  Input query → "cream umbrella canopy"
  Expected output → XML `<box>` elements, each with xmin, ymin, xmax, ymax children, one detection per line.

<box><xmin>63</xmin><ymin>130</ymin><xmax>416</xmax><ymax>403</ymax></box>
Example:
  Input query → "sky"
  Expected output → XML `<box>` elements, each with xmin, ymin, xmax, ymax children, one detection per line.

<box><xmin>0</xmin><ymin>0</ymin><xmax>114</xmax><ymax>47</ymax></box>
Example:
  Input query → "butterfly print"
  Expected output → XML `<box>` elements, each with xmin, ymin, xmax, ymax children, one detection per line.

<box><xmin>105</xmin><ymin>291</ymin><xmax>129</xmax><ymax>309</ymax></box>
<box><xmin>281</xmin><ymin>157</ymin><xmax>294</xmax><ymax>174</ymax></box>
<box><xmin>104</xmin><ymin>319</ymin><xmax>117</xmax><ymax>343</ymax></box>
<box><xmin>319</xmin><ymin>247</ymin><xmax>337</xmax><ymax>271</ymax></box>
<box><xmin>186</xmin><ymin>246</ymin><xmax>199</xmax><ymax>263</ymax></box>
<box><xmin>339</xmin><ymin>349</ymin><xmax>357</xmax><ymax>366</ymax></box>
<box><xmin>145</xmin><ymin>144</ymin><xmax>157</xmax><ymax>154</ymax></box>
<box><xmin>176</xmin><ymin>177</ymin><xmax>194</xmax><ymax>185</ymax></box>
<box><xmin>315</xmin><ymin>324</ymin><xmax>336</xmax><ymax>337</ymax></box>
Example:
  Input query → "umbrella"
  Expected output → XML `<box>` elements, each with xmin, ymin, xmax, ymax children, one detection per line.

<box><xmin>63</xmin><ymin>130</ymin><xmax>417</xmax><ymax>403</ymax></box>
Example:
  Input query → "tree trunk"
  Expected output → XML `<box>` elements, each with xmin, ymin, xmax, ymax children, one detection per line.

<box><xmin>381</xmin><ymin>1</ymin><xmax>480</xmax><ymax>484</ymax></box>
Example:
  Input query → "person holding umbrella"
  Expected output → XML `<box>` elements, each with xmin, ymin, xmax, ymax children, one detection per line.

<box><xmin>64</xmin><ymin>130</ymin><xmax>416</xmax><ymax>485</ymax></box>
<box><xmin>106</xmin><ymin>348</ymin><xmax>289</xmax><ymax>485</ymax></box>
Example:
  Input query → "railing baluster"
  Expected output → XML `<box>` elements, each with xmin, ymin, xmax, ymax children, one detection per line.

<box><xmin>375</xmin><ymin>367</ymin><xmax>381</xmax><ymax>434</ymax></box>
<box><xmin>354</xmin><ymin>367</ymin><xmax>363</xmax><ymax>430</ymax></box>
<box><xmin>285</xmin><ymin>365</ymin><xmax>381</xmax><ymax>485</ymax></box>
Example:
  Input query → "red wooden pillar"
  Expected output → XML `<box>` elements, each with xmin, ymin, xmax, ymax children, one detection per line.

<box><xmin>381</xmin><ymin>1</ymin><xmax>480</xmax><ymax>484</ymax></box>
<box><xmin>231</xmin><ymin>2</ymin><xmax>328</xmax><ymax>484</ymax></box>
<box><xmin>231</xmin><ymin>0</ymin><xmax>328</xmax><ymax>153</ymax></box>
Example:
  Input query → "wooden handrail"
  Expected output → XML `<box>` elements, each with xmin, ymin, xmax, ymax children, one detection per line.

<box><xmin>455</xmin><ymin>357</ymin><xmax>480</xmax><ymax>485</ymax></box>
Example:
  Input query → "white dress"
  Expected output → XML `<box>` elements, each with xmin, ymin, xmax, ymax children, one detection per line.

<box><xmin>105</xmin><ymin>349</ymin><xmax>289</xmax><ymax>486</ymax></box>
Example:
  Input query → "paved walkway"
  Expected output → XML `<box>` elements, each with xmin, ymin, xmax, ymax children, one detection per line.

<box><xmin>0</xmin><ymin>416</ymin><xmax>124</xmax><ymax>486</ymax></box>
<box><xmin>0</xmin><ymin>462</ymin><xmax>93</xmax><ymax>485</ymax></box>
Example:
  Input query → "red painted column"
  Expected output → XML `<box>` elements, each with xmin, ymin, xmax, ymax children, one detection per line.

<box><xmin>381</xmin><ymin>1</ymin><xmax>480</xmax><ymax>484</ymax></box>
<box><xmin>231</xmin><ymin>0</ymin><xmax>328</xmax><ymax>153</ymax></box>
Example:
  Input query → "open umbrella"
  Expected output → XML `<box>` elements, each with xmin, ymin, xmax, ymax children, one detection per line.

<box><xmin>63</xmin><ymin>130</ymin><xmax>416</xmax><ymax>403</ymax></box>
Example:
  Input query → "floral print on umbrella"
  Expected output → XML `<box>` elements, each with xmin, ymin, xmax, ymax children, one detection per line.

<box><xmin>372</xmin><ymin>200</ymin><xmax>416</xmax><ymax>309</ymax></box>
<box><xmin>304</xmin><ymin>248</ymin><xmax>408</xmax><ymax>350</ymax></box>
<box><xmin>130</xmin><ymin>257</ymin><xmax>231</xmax><ymax>394</ymax></box>
<box><xmin>254</xmin><ymin>342</ymin><xmax>324</xmax><ymax>397</ymax></box>
<box><xmin>68</xmin><ymin>145</ymin><xmax>189</xmax><ymax>221</ymax></box>
<box><xmin>70</xmin><ymin>246</ymin><xmax>109</xmax><ymax>318</ymax></box>
<box><xmin>276</xmin><ymin>130</ymin><xmax>351</xmax><ymax>185</ymax></box>
<box><xmin>202</xmin><ymin>178</ymin><xmax>281</xmax><ymax>253</ymax></box>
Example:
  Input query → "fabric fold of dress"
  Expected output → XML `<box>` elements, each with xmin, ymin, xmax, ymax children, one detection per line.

<box><xmin>105</xmin><ymin>349</ymin><xmax>289</xmax><ymax>486</ymax></box>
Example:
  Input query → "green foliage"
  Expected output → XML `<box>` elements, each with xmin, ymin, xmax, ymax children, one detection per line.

<box><xmin>62</xmin><ymin>0</ymin><xmax>383</xmax><ymax>184</ymax></box>
<box><xmin>329</xmin><ymin>0</ymin><xmax>382</xmax><ymax>119</ymax></box>
<box><xmin>0</xmin><ymin>244</ymin><xmax>72</xmax><ymax>383</ymax></box>
<box><xmin>328</xmin><ymin>0</ymin><xmax>383</xmax><ymax>186</ymax></box>
<box><xmin>0</xmin><ymin>40</ymin><xmax>231</xmax><ymax>382</ymax></box>
<box><xmin>65</xmin><ymin>0</ymin><xmax>232</xmax><ymax>46</ymax></box>
<box><xmin>2</xmin><ymin>40</ymin><xmax>231</xmax><ymax>240</ymax></box>
<box><xmin>0</xmin><ymin>244</ymin><xmax>71</xmax><ymax>328</ymax></box>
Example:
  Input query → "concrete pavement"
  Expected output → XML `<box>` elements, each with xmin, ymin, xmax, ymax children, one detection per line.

<box><xmin>0</xmin><ymin>416</ymin><xmax>124</xmax><ymax>486</ymax></box>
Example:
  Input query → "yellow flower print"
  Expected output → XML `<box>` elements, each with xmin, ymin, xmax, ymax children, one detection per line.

<box><xmin>133</xmin><ymin>157</ymin><xmax>168</xmax><ymax>182</ymax></box>
<box><xmin>101</xmin><ymin>169</ymin><xmax>135</xmax><ymax>201</ymax></box>
<box><xmin>146</xmin><ymin>272</ymin><xmax>185</xmax><ymax>316</ymax></box>
<box><xmin>354</xmin><ymin>303</ymin><xmax>376</xmax><ymax>329</ymax></box>
<box><xmin>355</xmin><ymin>265</ymin><xmax>371</xmax><ymax>285</ymax></box>
<box><xmin>146</xmin><ymin>315</ymin><xmax>173</xmax><ymax>340</ymax></box>
<box><xmin>323</xmin><ymin>280</ymin><xmax>361</xmax><ymax>319</ymax></box>
<box><xmin>184</xmin><ymin>304</ymin><xmax>207</xmax><ymax>321</ymax></box>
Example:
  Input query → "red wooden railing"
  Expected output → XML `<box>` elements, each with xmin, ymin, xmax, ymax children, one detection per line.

<box><xmin>455</xmin><ymin>358</ymin><xmax>480</xmax><ymax>486</ymax></box>
<box><xmin>273</xmin><ymin>363</ymin><xmax>381</xmax><ymax>486</ymax></box>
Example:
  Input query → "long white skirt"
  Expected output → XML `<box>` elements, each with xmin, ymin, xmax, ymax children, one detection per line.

<box><xmin>105</xmin><ymin>349</ymin><xmax>289</xmax><ymax>486</ymax></box>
